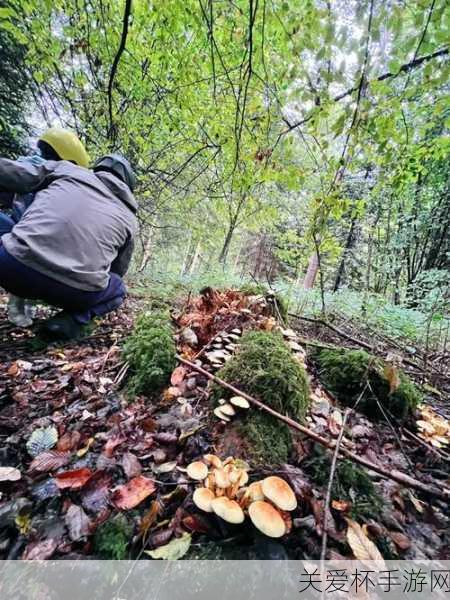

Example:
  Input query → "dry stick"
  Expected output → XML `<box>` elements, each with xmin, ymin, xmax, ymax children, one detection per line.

<box><xmin>320</xmin><ymin>407</ymin><xmax>351</xmax><ymax>564</ymax></box>
<box><xmin>177</xmin><ymin>355</ymin><xmax>450</xmax><ymax>501</ymax></box>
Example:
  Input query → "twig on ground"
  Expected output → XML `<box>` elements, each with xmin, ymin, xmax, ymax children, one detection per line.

<box><xmin>177</xmin><ymin>355</ymin><xmax>450</xmax><ymax>501</ymax></box>
<box><xmin>320</xmin><ymin>407</ymin><xmax>351</xmax><ymax>563</ymax></box>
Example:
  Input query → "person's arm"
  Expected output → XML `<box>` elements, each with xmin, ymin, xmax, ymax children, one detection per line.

<box><xmin>0</xmin><ymin>158</ymin><xmax>55</xmax><ymax>193</ymax></box>
<box><xmin>111</xmin><ymin>237</ymin><xmax>135</xmax><ymax>277</ymax></box>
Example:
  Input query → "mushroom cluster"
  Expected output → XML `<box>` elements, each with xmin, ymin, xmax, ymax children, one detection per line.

<box><xmin>187</xmin><ymin>455</ymin><xmax>297</xmax><ymax>538</ymax></box>
<box><xmin>214</xmin><ymin>395</ymin><xmax>250</xmax><ymax>423</ymax></box>
<box><xmin>204</xmin><ymin>329</ymin><xmax>242</xmax><ymax>370</ymax></box>
<box><xmin>280</xmin><ymin>327</ymin><xmax>306</xmax><ymax>365</ymax></box>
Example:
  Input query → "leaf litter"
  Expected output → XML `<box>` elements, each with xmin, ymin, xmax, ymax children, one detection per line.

<box><xmin>0</xmin><ymin>292</ymin><xmax>448</xmax><ymax>560</ymax></box>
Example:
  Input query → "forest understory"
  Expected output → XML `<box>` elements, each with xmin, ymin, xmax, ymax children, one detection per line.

<box><xmin>0</xmin><ymin>286</ymin><xmax>448</xmax><ymax>561</ymax></box>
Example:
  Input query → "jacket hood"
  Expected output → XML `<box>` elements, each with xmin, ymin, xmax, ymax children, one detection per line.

<box><xmin>95</xmin><ymin>170</ymin><xmax>138</xmax><ymax>214</ymax></box>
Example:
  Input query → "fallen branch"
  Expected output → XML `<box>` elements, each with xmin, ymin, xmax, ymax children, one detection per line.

<box><xmin>321</xmin><ymin>407</ymin><xmax>351</xmax><ymax>562</ymax></box>
<box><xmin>177</xmin><ymin>355</ymin><xmax>450</xmax><ymax>501</ymax></box>
<box><xmin>289</xmin><ymin>313</ymin><xmax>426</xmax><ymax>372</ymax></box>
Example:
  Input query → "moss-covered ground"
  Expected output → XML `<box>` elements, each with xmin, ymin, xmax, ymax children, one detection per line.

<box><xmin>315</xmin><ymin>348</ymin><xmax>421</xmax><ymax>421</ymax></box>
<box><xmin>211</xmin><ymin>330</ymin><xmax>310</xmax><ymax>464</ymax></box>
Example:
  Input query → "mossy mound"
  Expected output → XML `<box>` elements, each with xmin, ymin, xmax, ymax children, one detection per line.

<box><xmin>238</xmin><ymin>284</ymin><xmax>288</xmax><ymax>321</ymax></box>
<box><xmin>123</xmin><ymin>309</ymin><xmax>177</xmax><ymax>395</ymax></box>
<box><xmin>315</xmin><ymin>349</ymin><xmax>421</xmax><ymax>421</ymax></box>
<box><xmin>304</xmin><ymin>447</ymin><xmax>383</xmax><ymax>520</ymax></box>
<box><xmin>94</xmin><ymin>515</ymin><xmax>131</xmax><ymax>559</ymax></box>
<box><xmin>211</xmin><ymin>330</ymin><xmax>310</xmax><ymax>464</ymax></box>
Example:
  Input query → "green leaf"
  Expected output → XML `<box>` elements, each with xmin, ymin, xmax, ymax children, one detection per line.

<box><xmin>145</xmin><ymin>533</ymin><xmax>192</xmax><ymax>560</ymax></box>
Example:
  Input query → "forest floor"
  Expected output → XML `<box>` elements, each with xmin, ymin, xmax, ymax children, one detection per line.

<box><xmin>0</xmin><ymin>288</ymin><xmax>448</xmax><ymax>561</ymax></box>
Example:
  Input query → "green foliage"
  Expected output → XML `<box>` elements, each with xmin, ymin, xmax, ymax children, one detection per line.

<box><xmin>211</xmin><ymin>330</ymin><xmax>310</xmax><ymax>463</ymax></box>
<box><xmin>315</xmin><ymin>348</ymin><xmax>422</xmax><ymax>421</ymax></box>
<box><xmin>0</xmin><ymin>28</ymin><xmax>31</xmax><ymax>156</ymax></box>
<box><xmin>304</xmin><ymin>447</ymin><xmax>383</xmax><ymax>520</ymax></box>
<box><xmin>94</xmin><ymin>515</ymin><xmax>131</xmax><ymax>560</ymax></box>
<box><xmin>123</xmin><ymin>309</ymin><xmax>177</xmax><ymax>395</ymax></box>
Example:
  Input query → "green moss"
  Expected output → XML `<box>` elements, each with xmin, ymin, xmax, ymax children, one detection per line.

<box><xmin>304</xmin><ymin>447</ymin><xmax>383</xmax><ymax>520</ymax></box>
<box><xmin>212</xmin><ymin>330</ymin><xmax>310</xmax><ymax>464</ymax></box>
<box><xmin>123</xmin><ymin>309</ymin><xmax>177</xmax><ymax>395</ymax></box>
<box><xmin>316</xmin><ymin>349</ymin><xmax>421</xmax><ymax>421</ymax></box>
<box><xmin>238</xmin><ymin>284</ymin><xmax>288</xmax><ymax>321</ymax></box>
<box><xmin>236</xmin><ymin>412</ymin><xmax>292</xmax><ymax>464</ymax></box>
<box><xmin>94</xmin><ymin>515</ymin><xmax>131</xmax><ymax>559</ymax></box>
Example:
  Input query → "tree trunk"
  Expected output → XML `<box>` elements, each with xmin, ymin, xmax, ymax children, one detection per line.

<box><xmin>333</xmin><ymin>216</ymin><xmax>357</xmax><ymax>291</ymax></box>
<box><xmin>138</xmin><ymin>228</ymin><xmax>154</xmax><ymax>272</ymax></box>
<box><xmin>219</xmin><ymin>222</ymin><xmax>236</xmax><ymax>265</ymax></box>
<box><xmin>303</xmin><ymin>251</ymin><xmax>319</xmax><ymax>289</ymax></box>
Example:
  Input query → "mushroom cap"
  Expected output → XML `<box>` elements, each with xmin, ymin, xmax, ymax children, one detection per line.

<box><xmin>186</xmin><ymin>461</ymin><xmax>208</xmax><ymax>481</ymax></box>
<box><xmin>211</xmin><ymin>497</ymin><xmax>245</xmax><ymax>524</ymax></box>
<box><xmin>220</xmin><ymin>403</ymin><xmax>236</xmax><ymax>416</ymax></box>
<box><xmin>203</xmin><ymin>454</ymin><xmax>223</xmax><ymax>469</ymax></box>
<box><xmin>214</xmin><ymin>407</ymin><xmax>230</xmax><ymax>422</ymax></box>
<box><xmin>230</xmin><ymin>396</ymin><xmax>250</xmax><ymax>409</ymax></box>
<box><xmin>261</xmin><ymin>476</ymin><xmax>297</xmax><ymax>511</ymax></box>
<box><xmin>193</xmin><ymin>487</ymin><xmax>215</xmax><ymax>512</ymax></box>
<box><xmin>248</xmin><ymin>501</ymin><xmax>286</xmax><ymax>538</ymax></box>
<box><xmin>214</xmin><ymin>468</ymin><xmax>231</xmax><ymax>488</ymax></box>
<box><xmin>247</xmin><ymin>481</ymin><xmax>264</xmax><ymax>501</ymax></box>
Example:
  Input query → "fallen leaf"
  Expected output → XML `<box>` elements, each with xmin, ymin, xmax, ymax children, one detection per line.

<box><xmin>55</xmin><ymin>468</ymin><xmax>93</xmax><ymax>490</ymax></box>
<box><xmin>23</xmin><ymin>538</ymin><xmax>58</xmax><ymax>560</ymax></box>
<box><xmin>389</xmin><ymin>531</ymin><xmax>411</xmax><ymax>550</ymax></box>
<box><xmin>77</xmin><ymin>437</ymin><xmax>94</xmax><ymax>457</ymax></box>
<box><xmin>145</xmin><ymin>532</ymin><xmax>191</xmax><ymax>560</ymax></box>
<box><xmin>331</xmin><ymin>499</ymin><xmax>351</xmax><ymax>512</ymax></box>
<box><xmin>27</xmin><ymin>426</ymin><xmax>58</xmax><ymax>457</ymax></box>
<box><xmin>65</xmin><ymin>504</ymin><xmax>91</xmax><ymax>541</ymax></box>
<box><xmin>121</xmin><ymin>453</ymin><xmax>142</xmax><ymax>478</ymax></box>
<box><xmin>29</xmin><ymin>451</ymin><xmax>71</xmax><ymax>472</ymax></box>
<box><xmin>171</xmin><ymin>366</ymin><xmax>187</xmax><ymax>386</ymax></box>
<box><xmin>346</xmin><ymin>518</ymin><xmax>384</xmax><ymax>562</ymax></box>
<box><xmin>139</xmin><ymin>500</ymin><xmax>161</xmax><ymax>540</ymax></box>
<box><xmin>0</xmin><ymin>466</ymin><xmax>21</xmax><ymax>482</ymax></box>
<box><xmin>30</xmin><ymin>379</ymin><xmax>48</xmax><ymax>393</ymax></box>
<box><xmin>81</xmin><ymin>471</ymin><xmax>111</xmax><ymax>512</ymax></box>
<box><xmin>56</xmin><ymin>431</ymin><xmax>81</xmax><ymax>453</ymax></box>
<box><xmin>153</xmin><ymin>461</ymin><xmax>177</xmax><ymax>474</ymax></box>
<box><xmin>103</xmin><ymin>435</ymin><xmax>125</xmax><ymax>458</ymax></box>
<box><xmin>113</xmin><ymin>476</ymin><xmax>156</xmax><ymax>510</ymax></box>
<box><xmin>384</xmin><ymin>363</ymin><xmax>400</xmax><ymax>395</ymax></box>
<box><xmin>15</xmin><ymin>513</ymin><xmax>31</xmax><ymax>534</ymax></box>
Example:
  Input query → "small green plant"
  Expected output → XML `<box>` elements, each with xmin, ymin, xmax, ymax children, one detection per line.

<box><xmin>211</xmin><ymin>330</ymin><xmax>310</xmax><ymax>463</ymax></box>
<box><xmin>315</xmin><ymin>348</ymin><xmax>421</xmax><ymax>421</ymax></box>
<box><xmin>123</xmin><ymin>309</ymin><xmax>177</xmax><ymax>395</ymax></box>
<box><xmin>94</xmin><ymin>515</ymin><xmax>131</xmax><ymax>560</ymax></box>
<box><xmin>304</xmin><ymin>447</ymin><xmax>383</xmax><ymax>520</ymax></box>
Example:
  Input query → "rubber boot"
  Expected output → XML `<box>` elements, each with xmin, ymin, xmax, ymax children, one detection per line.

<box><xmin>41</xmin><ymin>312</ymin><xmax>85</xmax><ymax>341</ymax></box>
<box><xmin>7</xmin><ymin>295</ymin><xmax>33</xmax><ymax>327</ymax></box>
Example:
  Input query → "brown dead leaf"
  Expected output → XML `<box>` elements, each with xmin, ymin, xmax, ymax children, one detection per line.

<box><xmin>81</xmin><ymin>471</ymin><xmax>112</xmax><ymax>512</ymax></box>
<box><xmin>30</xmin><ymin>379</ymin><xmax>48</xmax><ymax>393</ymax></box>
<box><xmin>29</xmin><ymin>451</ymin><xmax>71</xmax><ymax>472</ymax></box>
<box><xmin>389</xmin><ymin>531</ymin><xmax>411</xmax><ymax>551</ymax></box>
<box><xmin>384</xmin><ymin>363</ymin><xmax>400</xmax><ymax>395</ymax></box>
<box><xmin>55</xmin><ymin>468</ymin><xmax>93</xmax><ymax>490</ymax></box>
<box><xmin>345</xmin><ymin>518</ymin><xmax>384</xmax><ymax>562</ymax></box>
<box><xmin>121</xmin><ymin>452</ymin><xmax>142</xmax><ymax>478</ymax></box>
<box><xmin>139</xmin><ymin>500</ymin><xmax>161</xmax><ymax>540</ymax></box>
<box><xmin>103</xmin><ymin>435</ymin><xmax>126</xmax><ymax>458</ymax></box>
<box><xmin>331</xmin><ymin>499</ymin><xmax>351</xmax><ymax>512</ymax></box>
<box><xmin>113</xmin><ymin>476</ymin><xmax>156</xmax><ymax>510</ymax></box>
<box><xmin>23</xmin><ymin>538</ymin><xmax>59</xmax><ymax>560</ymax></box>
<box><xmin>171</xmin><ymin>366</ymin><xmax>187</xmax><ymax>386</ymax></box>
<box><xmin>57</xmin><ymin>431</ymin><xmax>81</xmax><ymax>452</ymax></box>
<box><xmin>65</xmin><ymin>504</ymin><xmax>91</xmax><ymax>541</ymax></box>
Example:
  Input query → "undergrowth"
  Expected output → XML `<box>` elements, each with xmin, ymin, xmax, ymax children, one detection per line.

<box><xmin>303</xmin><ymin>447</ymin><xmax>383</xmax><ymax>520</ymax></box>
<box><xmin>123</xmin><ymin>308</ymin><xmax>177</xmax><ymax>395</ymax></box>
<box><xmin>315</xmin><ymin>348</ymin><xmax>421</xmax><ymax>421</ymax></box>
<box><xmin>94</xmin><ymin>515</ymin><xmax>131</xmax><ymax>559</ymax></box>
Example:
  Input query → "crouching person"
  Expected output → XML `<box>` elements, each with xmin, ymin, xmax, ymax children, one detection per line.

<box><xmin>0</xmin><ymin>154</ymin><xmax>138</xmax><ymax>340</ymax></box>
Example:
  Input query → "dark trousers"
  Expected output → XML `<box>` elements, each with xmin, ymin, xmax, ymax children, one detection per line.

<box><xmin>0</xmin><ymin>244</ymin><xmax>126</xmax><ymax>324</ymax></box>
